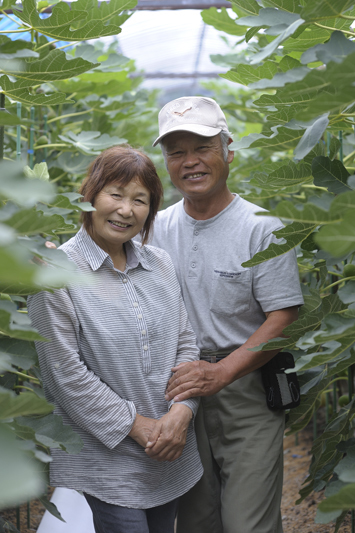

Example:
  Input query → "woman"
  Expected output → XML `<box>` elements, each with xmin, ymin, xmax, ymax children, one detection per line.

<box><xmin>28</xmin><ymin>146</ymin><xmax>203</xmax><ymax>533</ymax></box>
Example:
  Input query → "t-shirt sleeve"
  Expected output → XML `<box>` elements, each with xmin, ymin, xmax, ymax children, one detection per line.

<box><xmin>252</xmin><ymin>229</ymin><xmax>304</xmax><ymax>313</ymax></box>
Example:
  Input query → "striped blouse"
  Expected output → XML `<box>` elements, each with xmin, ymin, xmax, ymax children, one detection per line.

<box><xmin>28</xmin><ymin>227</ymin><xmax>203</xmax><ymax>509</ymax></box>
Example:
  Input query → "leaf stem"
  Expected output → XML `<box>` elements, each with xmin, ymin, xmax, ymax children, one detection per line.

<box><xmin>47</xmin><ymin>109</ymin><xmax>93</xmax><ymax>124</ymax></box>
<box><xmin>313</xmin><ymin>22</ymin><xmax>355</xmax><ymax>37</ymax></box>
<box><xmin>33</xmin><ymin>143</ymin><xmax>68</xmax><ymax>151</ymax></box>
<box><xmin>56</xmin><ymin>42</ymin><xmax>77</xmax><ymax>51</ymax></box>
<box><xmin>13</xmin><ymin>385</ymin><xmax>37</xmax><ymax>393</ymax></box>
<box><xmin>344</xmin><ymin>149</ymin><xmax>355</xmax><ymax>163</ymax></box>
<box><xmin>339</xmin><ymin>14</ymin><xmax>355</xmax><ymax>20</ymax></box>
<box><xmin>11</xmin><ymin>370</ymin><xmax>40</xmax><ymax>384</ymax></box>
<box><xmin>322</xmin><ymin>276</ymin><xmax>355</xmax><ymax>292</ymax></box>
<box><xmin>34</xmin><ymin>39</ymin><xmax>60</xmax><ymax>52</ymax></box>
<box><xmin>0</xmin><ymin>29</ymin><xmax>29</xmax><ymax>33</ymax></box>
<box><xmin>0</xmin><ymin>11</ymin><xmax>23</xmax><ymax>27</ymax></box>
<box><xmin>50</xmin><ymin>171</ymin><xmax>66</xmax><ymax>183</ymax></box>
<box><xmin>6</xmin><ymin>131</ymin><xmax>27</xmax><ymax>142</ymax></box>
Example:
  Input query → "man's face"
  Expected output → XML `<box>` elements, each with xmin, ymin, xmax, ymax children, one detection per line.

<box><xmin>163</xmin><ymin>131</ymin><xmax>234</xmax><ymax>201</ymax></box>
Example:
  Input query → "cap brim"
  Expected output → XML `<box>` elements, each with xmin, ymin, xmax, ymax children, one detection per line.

<box><xmin>152</xmin><ymin>124</ymin><xmax>222</xmax><ymax>147</ymax></box>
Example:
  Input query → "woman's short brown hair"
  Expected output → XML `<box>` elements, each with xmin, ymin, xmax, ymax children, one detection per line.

<box><xmin>79</xmin><ymin>145</ymin><xmax>163</xmax><ymax>245</ymax></box>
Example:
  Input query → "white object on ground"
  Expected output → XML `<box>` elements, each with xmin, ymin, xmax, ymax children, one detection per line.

<box><xmin>37</xmin><ymin>488</ymin><xmax>95</xmax><ymax>533</ymax></box>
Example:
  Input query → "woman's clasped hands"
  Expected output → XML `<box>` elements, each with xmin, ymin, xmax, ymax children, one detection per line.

<box><xmin>129</xmin><ymin>403</ymin><xmax>193</xmax><ymax>463</ymax></box>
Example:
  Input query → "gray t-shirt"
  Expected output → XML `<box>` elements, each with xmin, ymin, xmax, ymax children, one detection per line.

<box><xmin>150</xmin><ymin>195</ymin><xmax>304</xmax><ymax>352</ymax></box>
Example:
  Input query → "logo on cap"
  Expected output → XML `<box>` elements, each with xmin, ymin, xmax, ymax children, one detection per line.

<box><xmin>172</xmin><ymin>107</ymin><xmax>192</xmax><ymax>117</ymax></box>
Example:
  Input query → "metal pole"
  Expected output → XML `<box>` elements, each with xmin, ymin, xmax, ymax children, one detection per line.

<box><xmin>339</xmin><ymin>131</ymin><xmax>343</xmax><ymax>163</ymax></box>
<box><xmin>16</xmin><ymin>102</ymin><xmax>22</xmax><ymax>161</ymax></box>
<box><xmin>0</xmin><ymin>93</ymin><xmax>5</xmax><ymax>160</ymax></box>
<box><xmin>29</xmin><ymin>107</ymin><xmax>35</xmax><ymax>169</ymax></box>
<box><xmin>43</xmin><ymin>113</ymin><xmax>48</xmax><ymax>161</ymax></box>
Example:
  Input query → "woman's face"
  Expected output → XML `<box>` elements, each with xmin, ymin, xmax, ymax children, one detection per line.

<box><xmin>90</xmin><ymin>178</ymin><xmax>150</xmax><ymax>253</ymax></box>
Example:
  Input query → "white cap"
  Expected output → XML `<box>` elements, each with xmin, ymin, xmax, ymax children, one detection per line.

<box><xmin>153</xmin><ymin>96</ymin><xmax>232</xmax><ymax>147</ymax></box>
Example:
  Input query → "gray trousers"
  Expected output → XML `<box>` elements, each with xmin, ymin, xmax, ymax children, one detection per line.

<box><xmin>176</xmin><ymin>370</ymin><xmax>285</xmax><ymax>533</ymax></box>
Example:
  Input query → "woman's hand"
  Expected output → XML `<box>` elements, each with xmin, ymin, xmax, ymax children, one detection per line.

<box><xmin>144</xmin><ymin>403</ymin><xmax>193</xmax><ymax>462</ymax></box>
<box><xmin>128</xmin><ymin>414</ymin><xmax>157</xmax><ymax>448</ymax></box>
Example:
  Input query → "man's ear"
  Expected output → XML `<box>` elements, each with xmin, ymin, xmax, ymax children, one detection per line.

<box><xmin>227</xmin><ymin>137</ymin><xmax>234</xmax><ymax>163</ymax></box>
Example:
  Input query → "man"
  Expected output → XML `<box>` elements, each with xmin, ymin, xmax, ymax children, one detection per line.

<box><xmin>145</xmin><ymin>96</ymin><xmax>304</xmax><ymax>533</ymax></box>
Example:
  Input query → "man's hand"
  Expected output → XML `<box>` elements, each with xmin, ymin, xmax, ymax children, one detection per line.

<box><xmin>128</xmin><ymin>414</ymin><xmax>157</xmax><ymax>448</ymax></box>
<box><xmin>165</xmin><ymin>307</ymin><xmax>300</xmax><ymax>402</ymax></box>
<box><xmin>144</xmin><ymin>403</ymin><xmax>193</xmax><ymax>462</ymax></box>
<box><xmin>165</xmin><ymin>360</ymin><xmax>228</xmax><ymax>402</ymax></box>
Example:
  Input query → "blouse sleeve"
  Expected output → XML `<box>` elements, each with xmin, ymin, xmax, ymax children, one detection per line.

<box><xmin>28</xmin><ymin>288</ymin><xmax>137</xmax><ymax>449</ymax></box>
<box><xmin>168</xmin><ymin>293</ymin><xmax>200</xmax><ymax>417</ymax></box>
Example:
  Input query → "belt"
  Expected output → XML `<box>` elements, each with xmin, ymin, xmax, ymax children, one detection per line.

<box><xmin>199</xmin><ymin>348</ymin><xmax>238</xmax><ymax>364</ymax></box>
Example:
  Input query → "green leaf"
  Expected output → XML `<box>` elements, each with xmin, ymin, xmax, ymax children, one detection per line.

<box><xmin>58</xmin><ymin>131</ymin><xmax>127</xmax><ymax>155</ymax></box>
<box><xmin>279</xmin><ymin>55</ymin><xmax>301</xmax><ymax>72</ymax></box>
<box><xmin>0</xmin><ymin>301</ymin><xmax>47</xmax><ymax>341</ymax></box>
<box><xmin>56</xmin><ymin>152</ymin><xmax>94</xmax><ymax>175</ymax></box>
<box><xmin>0</xmin><ymin>425</ymin><xmax>45</xmax><ymax>510</ymax></box>
<box><xmin>15</xmin><ymin>413</ymin><xmax>83</xmax><ymax>454</ymax></box>
<box><xmin>329</xmin><ymin>136</ymin><xmax>341</xmax><ymax>160</ymax></box>
<box><xmin>338</xmin><ymin>280</ymin><xmax>355</xmax><ymax>304</ymax></box>
<box><xmin>230</xmin><ymin>0</ymin><xmax>260</xmax><ymax>15</ymax></box>
<box><xmin>294</xmin><ymin>114</ymin><xmax>329</xmax><ymax>160</ymax></box>
<box><xmin>250</xmin><ymin>160</ymin><xmax>312</xmax><ymax>190</ymax></box>
<box><xmin>258</xmin><ymin>200</ymin><xmax>335</xmax><ymax>224</ymax></box>
<box><xmin>299</xmin><ymin>314</ymin><xmax>355</xmax><ymax>347</ymax></box>
<box><xmin>335</xmin><ymin>446</ymin><xmax>355</xmax><ymax>483</ymax></box>
<box><xmin>249</xmin><ymin>66</ymin><xmax>309</xmax><ymax>89</ymax></box>
<box><xmin>287</xmin><ymin>374</ymin><xmax>331</xmax><ymax>433</ymax></box>
<box><xmin>221</xmin><ymin>61</ymin><xmax>278</xmax><ymax>86</ymax></box>
<box><xmin>262</xmin><ymin>0</ymin><xmax>303</xmax><ymax>12</ymax></box>
<box><xmin>318</xmin><ymin>483</ymin><xmax>355</xmax><ymax>511</ymax></box>
<box><xmin>230</xmin><ymin>125</ymin><xmax>303</xmax><ymax>152</ymax></box>
<box><xmin>24</xmin><ymin>162</ymin><xmax>49</xmax><ymax>181</ymax></box>
<box><xmin>50</xmin><ymin>192</ymin><xmax>95</xmax><ymax>212</ymax></box>
<box><xmin>0</xmin><ymin>76</ymin><xmax>69</xmax><ymax>105</ymax></box>
<box><xmin>14</xmin><ymin>0</ymin><xmax>135</xmax><ymax>41</ymax></box>
<box><xmin>236</xmin><ymin>7</ymin><xmax>301</xmax><ymax>27</ymax></box>
<box><xmin>293</xmin><ymin>338</ymin><xmax>355</xmax><ymax>372</ymax></box>
<box><xmin>241</xmin><ymin>222</ymin><xmax>316</xmax><ymax>267</ymax></box>
<box><xmin>301</xmin><ymin>30</ymin><xmax>355</xmax><ymax>65</ymax></box>
<box><xmin>201</xmin><ymin>7</ymin><xmax>247</xmax><ymax>36</ymax></box>
<box><xmin>0</xmin><ymin>161</ymin><xmax>56</xmax><ymax>206</ymax></box>
<box><xmin>250</xmin><ymin>18</ymin><xmax>305</xmax><ymax>64</ymax></box>
<box><xmin>301</xmin><ymin>0</ymin><xmax>355</xmax><ymax>21</ymax></box>
<box><xmin>0</xmin><ymin>338</ymin><xmax>37</xmax><ymax>371</ymax></box>
<box><xmin>283</xmin><ymin>26</ymin><xmax>337</xmax><ymax>53</ymax></box>
<box><xmin>0</xmin><ymin>110</ymin><xmax>20</xmax><ymax>126</ymax></box>
<box><xmin>3</xmin><ymin>207</ymin><xmax>74</xmax><ymax>236</ymax></box>
<box><xmin>0</xmin><ymin>387</ymin><xmax>53</xmax><ymax>419</ymax></box>
<box><xmin>316</xmin><ymin>210</ymin><xmax>355</xmax><ymax>257</ymax></box>
<box><xmin>39</xmin><ymin>496</ymin><xmax>65</xmax><ymax>522</ymax></box>
<box><xmin>312</xmin><ymin>156</ymin><xmax>352</xmax><ymax>194</ymax></box>
<box><xmin>2</xmin><ymin>49</ymin><xmax>98</xmax><ymax>84</ymax></box>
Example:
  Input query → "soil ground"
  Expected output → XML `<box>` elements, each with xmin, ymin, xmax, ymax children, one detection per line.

<box><xmin>1</xmin><ymin>427</ymin><xmax>353</xmax><ymax>532</ymax></box>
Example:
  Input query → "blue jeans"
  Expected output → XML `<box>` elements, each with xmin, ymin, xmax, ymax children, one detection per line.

<box><xmin>84</xmin><ymin>493</ymin><xmax>179</xmax><ymax>533</ymax></box>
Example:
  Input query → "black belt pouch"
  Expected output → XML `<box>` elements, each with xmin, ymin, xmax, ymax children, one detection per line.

<box><xmin>261</xmin><ymin>352</ymin><xmax>301</xmax><ymax>410</ymax></box>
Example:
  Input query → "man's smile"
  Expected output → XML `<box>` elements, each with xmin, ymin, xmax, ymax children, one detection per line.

<box><xmin>183</xmin><ymin>173</ymin><xmax>206</xmax><ymax>180</ymax></box>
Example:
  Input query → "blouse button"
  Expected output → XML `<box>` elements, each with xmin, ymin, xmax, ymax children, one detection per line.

<box><xmin>123</xmin><ymin>278</ymin><xmax>128</xmax><ymax>283</ymax></box>
<box><xmin>141</xmin><ymin>330</ymin><xmax>146</xmax><ymax>335</ymax></box>
<box><xmin>143</xmin><ymin>345</ymin><xmax>148</xmax><ymax>350</ymax></box>
<box><xmin>137</xmin><ymin>314</ymin><xmax>143</xmax><ymax>319</ymax></box>
<box><xmin>133</xmin><ymin>302</ymin><xmax>139</xmax><ymax>307</ymax></box>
